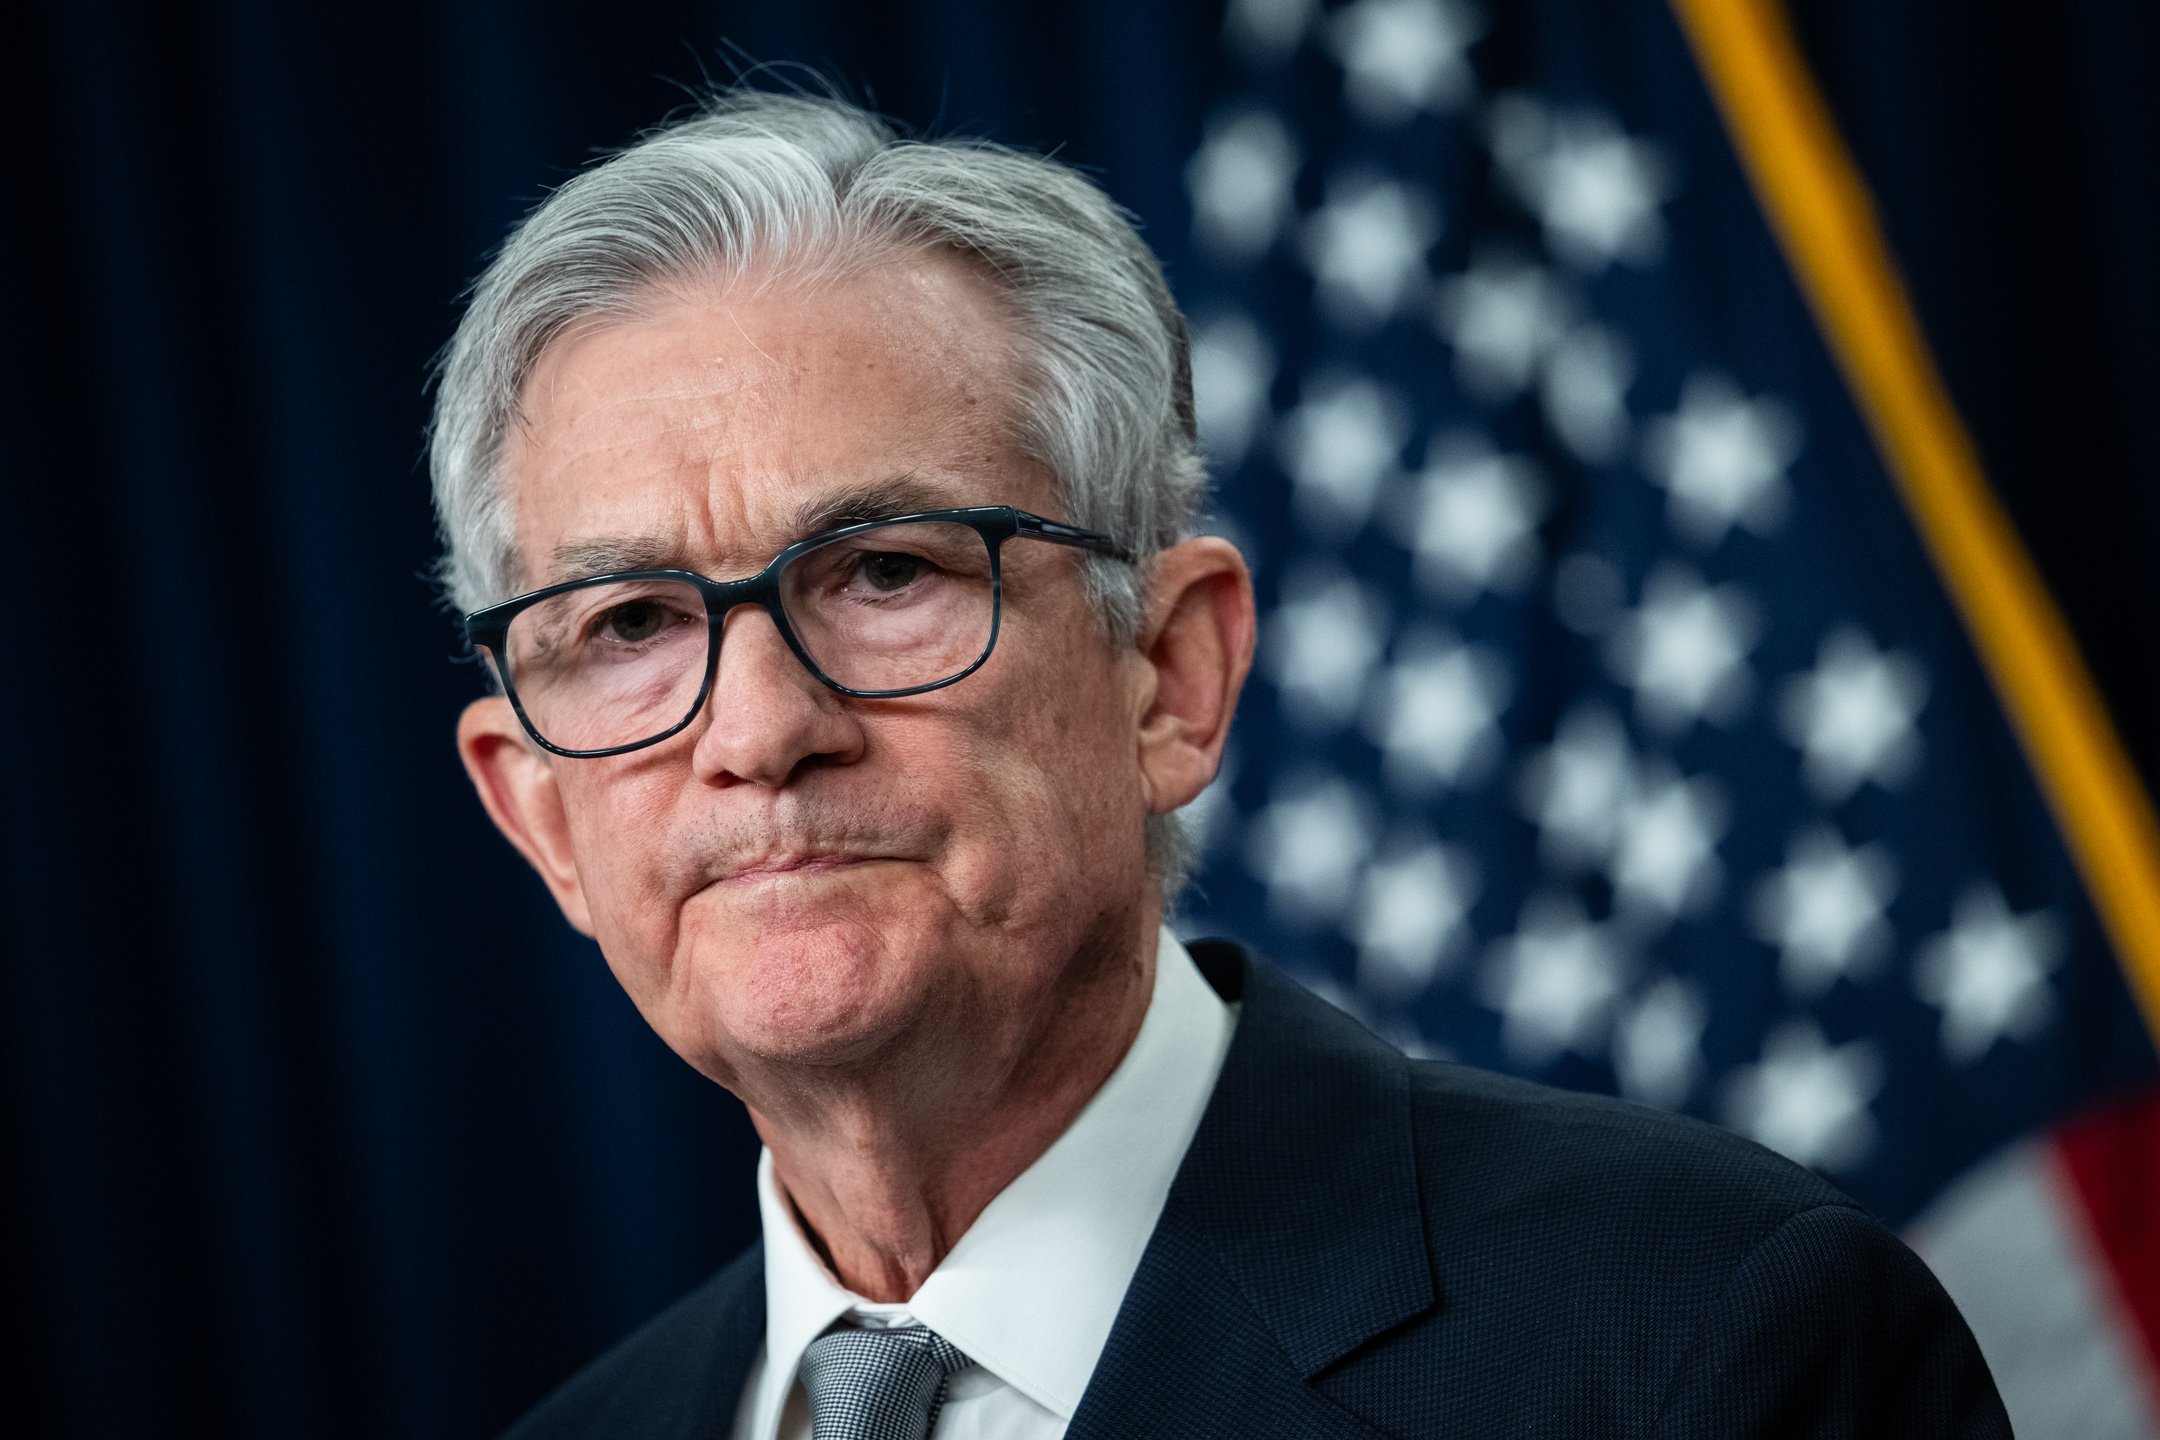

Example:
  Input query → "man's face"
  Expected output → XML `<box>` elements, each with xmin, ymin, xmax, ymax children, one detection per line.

<box><xmin>466</xmin><ymin>252</ymin><xmax>1165</xmax><ymax>1087</ymax></box>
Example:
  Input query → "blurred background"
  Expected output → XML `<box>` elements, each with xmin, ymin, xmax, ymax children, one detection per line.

<box><xmin>8</xmin><ymin>0</ymin><xmax>2159</xmax><ymax>1434</ymax></box>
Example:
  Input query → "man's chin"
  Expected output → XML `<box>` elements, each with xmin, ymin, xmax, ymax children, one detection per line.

<box><xmin>662</xmin><ymin>871</ymin><xmax>951</xmax><ymax>1073</ymax></box>
<box><xmin>681</xmin><ymin>982</ymin><xmax>937</xmax><ymax>1082</ymax></box>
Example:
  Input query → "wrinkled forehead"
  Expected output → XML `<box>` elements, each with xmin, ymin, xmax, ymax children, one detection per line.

<box><xmin>498</xmin><ymin>251</ymin><xmax>1053</xmax><ymax>589</ymax></box>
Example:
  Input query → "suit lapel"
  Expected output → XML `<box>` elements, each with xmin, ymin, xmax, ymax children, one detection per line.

<box><xmin>589</xmin><ymin>1241</ymin><xmax>767</xmax><ymax>1438</ymax></box>
<box><xmin>1064</xmin><ymin>1218</ymin><xmax>1399</xmax><ymax>1440</ymax></box>
<box><xmin>688</xmin><ymin>1254</ymin><xmax>767</xmax><ymax>1436</ymax></box>
<box><xmin>1067</xmin><ymin>944</ymin><xmax>1434</xmax><ymax>1438</ymax></box>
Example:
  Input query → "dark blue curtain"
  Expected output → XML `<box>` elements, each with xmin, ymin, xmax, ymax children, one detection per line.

<box><xmin>7</xmin><ymin>1</ymin><xmax>2154</xmax><ymax>1434</ymax></box>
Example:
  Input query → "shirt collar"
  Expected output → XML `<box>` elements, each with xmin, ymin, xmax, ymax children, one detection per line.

<box><xmin>749</xmin><ymin>925</ymin><xmax>1234</xmax><ymax>1437</ymax></box>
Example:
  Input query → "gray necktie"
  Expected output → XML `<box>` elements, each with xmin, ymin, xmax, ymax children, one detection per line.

<box><xmin>799</xmin><ymin>1324</ymin><xmax>973</xmax><ymax>1440</ymax></box>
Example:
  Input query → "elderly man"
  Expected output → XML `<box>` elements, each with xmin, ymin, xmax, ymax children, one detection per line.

<box><xmin>436</xmin><ymin>90</ymin><xmax>2007</xmax><ymax>1438</ymax></box>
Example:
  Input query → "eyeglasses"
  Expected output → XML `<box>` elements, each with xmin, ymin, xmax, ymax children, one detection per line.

<box><xmin>462</xmin><ymin>506</ymin><xmax>1132</xmax><ymax>758</ymax></box>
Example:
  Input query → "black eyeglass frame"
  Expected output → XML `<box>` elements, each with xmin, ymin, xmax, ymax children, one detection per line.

<box><xmin>462</xmin><ymin>505</ymin><xmax>1134</xmax><ymax>759</ymax></box>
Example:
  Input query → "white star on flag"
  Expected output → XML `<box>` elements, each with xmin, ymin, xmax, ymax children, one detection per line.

<box><xmin>1263</xmin><ymin>566</ymin><xmax>1389</xmax><ymax>731</ymax></box>
<box><xmin>1488</xmin><ymin>96</ymin><xmax>1673</xmax><ymax>271</ymax></box>
<box><xmin>1723</xmin><ymin>1020</ymin><xmax>1885</xmax><ymax>1174</ymax></box>
<box><xmin>1349</xmin><ymin>838</ymin><xmax>1480</xmax><ymax>995</ymax></box>
<box><xmin>1750</xmin><ymin>826</ymin><xmax>1899</xmax><ymax>999</ymax></box>
<box><xmin>1614</xmin><ymin>976</ymin><xmax>1708</xmax><ymax>1110</ymax></box>
<box><xmin>1186</xmin><ymin>109</ymin><xmax>1302</xmax><ymax>259</ymax></box>
<box><xmin>1393</xmin><ymin>432</ymin><xmax>1547</xmax><ymax>601</ymax></box>
<box><xmin>1275</xmin><ymin>370</ymin><xmax>1410</xmax><ymax>536</ymax></box>
<box><xmin>1325</xmin><ymin>0</ymin><xmax>1483</xmax><ymax>125</ymax></box>
<box><xmin>1778</xmin><ymin>626</ymin><xmax>1928</xmax><ymax>802</ymax></box>
<box><xmin>1518</xmin><ymin>704</ymin><xmax>1636</xmax><ymax>868</ymax></box>
<box><xmin>1362</xmin><ymin>627</ymin><xmax>1512</xmax><ymax>790</ymax></box>
<box><xmin>1242</xmin><ymin>774</ymin><xmax>1377</xmax><ymax>922</ymax></box>
<box><xmin>1190</xmin><ymin>314</ymin><xmax>1277</xmax><ymax>467</ymax></box>
<box><xmin>1610</xmin><ymin>764</ymin><xmax>1727</xmax><ymax>922</ymax></box>
<box><xmin>1222</xmin><ymin>0</ymin><xmax>1319</xmax><ymax>64</ymax></box>
<box><xmin>1480</xmin><ymin>893</ymin><xmax>1629</xmax><ymax>1066</ymax></box>
<box><xmin>1433</xmin><ymin>250</ymin><xmax>1572</xmax><ymax>400</ymax></box>
<box><xmin>1605</xmin><ymin>564</ymin><xmax>1760</xmax><ymax>733</ymax></box>
<box><xmin>1300</xmin><ymin>171</ymin><xmax>1442</xmax><ymax>328</ymax></box>
<box><xmin>1540</xmin><ymin>324</ymin><xmax>1634</xmax><ymax>464</ymax></box>
<box><xmin>1915</xmin><ymin>886</ymin><xmax>2066</xmax><ymax>1065</ymax></box>
<box><xmin>1641</xmin><ymin>373</ymin><xmax>1800</xmax><ymax>548</ymax></box>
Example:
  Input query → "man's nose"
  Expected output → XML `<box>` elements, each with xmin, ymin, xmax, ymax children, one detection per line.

<box><xmin>689</xmin><ymin>604</ymin><xmax>865</xmax><ymax>788</ymax></box>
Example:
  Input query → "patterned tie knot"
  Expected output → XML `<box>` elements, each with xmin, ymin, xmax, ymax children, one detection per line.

<box><xmin>799</xmin><ymin>1323</ymin><xmax>972</xmax><ymax>1440</ymax></box>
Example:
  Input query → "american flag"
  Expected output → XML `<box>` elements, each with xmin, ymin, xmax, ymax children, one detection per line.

<box><xmin>1167</xmin><ymin>1</ymin><xmax>2160</xmax><ymax>1431</ymax></box>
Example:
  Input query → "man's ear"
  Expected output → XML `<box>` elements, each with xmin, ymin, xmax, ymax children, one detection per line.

<box><xmin>457</xmin><ymin>696</ymin><xmax>596</xmax><ymax>935</ymax></box>
<box><xmin>1132</xmin><ymin>535</ymin><xmax>1257</xmax><ymax>816</ymax></box>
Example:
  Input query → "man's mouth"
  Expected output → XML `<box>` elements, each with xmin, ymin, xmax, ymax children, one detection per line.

<box><xmin>714</xmin><ymin>851</ymin><xmax>886</xmax><ymax>884</ymax></box>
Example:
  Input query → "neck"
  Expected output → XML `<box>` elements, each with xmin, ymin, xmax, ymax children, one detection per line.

<box><xmin>748</xmin><ymin>910</ymin><xmax>1161</xmax><ymax>1302</ymax></box>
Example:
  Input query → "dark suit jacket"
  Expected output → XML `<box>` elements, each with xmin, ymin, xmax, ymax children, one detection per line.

<box><xmin>506</xmin><ymin>941</ymin><xmax>2011</xmax><ymax>1437</ymax></box>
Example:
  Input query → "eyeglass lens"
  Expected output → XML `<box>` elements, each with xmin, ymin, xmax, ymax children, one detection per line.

<box><xmin>498</xmin><ymin>519</ymin><xmax>998</xmax><ymax>752</ymax></box>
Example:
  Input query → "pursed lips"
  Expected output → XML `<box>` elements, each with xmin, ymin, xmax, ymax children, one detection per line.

<box><xmin>713</xmin><ymin>850</ymin><xmax>890</xmax><ymax>884</ymax></box>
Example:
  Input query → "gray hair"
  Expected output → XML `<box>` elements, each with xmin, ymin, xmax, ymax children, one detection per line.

<box><xmin>429</xmin><ymin>88</ymin><xmax>1210</xmax><ymax>893</ymax></box>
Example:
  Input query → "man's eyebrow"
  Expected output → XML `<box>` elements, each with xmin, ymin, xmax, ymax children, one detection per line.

<box><xmin>784</xmin><ymin>475</ymin><xmax>967</xmax><ymax>539</ymax></box>
<box><xmin>542</xmin><ymin>535</ymin><xmax>687</xmax><ymax>585</ymax></box>
<box><xmin>538</xmin><ymin>477</ymin><xmax>976</xmax><ymax>588</ymax></box>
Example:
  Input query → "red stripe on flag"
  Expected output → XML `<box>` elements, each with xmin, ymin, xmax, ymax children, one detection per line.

<box><xmin>2053</xmin><ymin>1085</ymin><xmax>2160</xmax><ymax>1409</ymax></box>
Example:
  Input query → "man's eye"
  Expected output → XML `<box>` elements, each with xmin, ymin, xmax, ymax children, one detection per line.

<box><xmin>595</xmin><ymin>599</ymin><xmax>671</xmax><ymax>643</ymax></box>
<box><xmin>858</xmin><ymin>552</ymin><xmax>925</xmax><ymax>592</ymax></box>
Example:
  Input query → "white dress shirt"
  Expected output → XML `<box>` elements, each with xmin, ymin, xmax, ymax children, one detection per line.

<box><xmin>729</xmin><ymin>926</ymin><xmax>1236</xmax><ymax>1440</ymax></box>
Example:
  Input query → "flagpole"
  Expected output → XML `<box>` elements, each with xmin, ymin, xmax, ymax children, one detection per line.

<box><xmin>1668</xmin><ymin>0</ymin><xmax>2160</xmax><ymax>1049</ymax></box>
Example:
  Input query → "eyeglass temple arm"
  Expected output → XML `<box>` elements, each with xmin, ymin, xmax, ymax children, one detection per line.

<box><xmin>1014</xmin><ymin>511</ymin><xmax>1136</xmax><ymax>563</ymax></box>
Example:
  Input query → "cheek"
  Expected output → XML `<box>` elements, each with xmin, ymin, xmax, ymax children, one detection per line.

<box><xmin>558</xmin><ymin>770</ymin><xmax>688</xmax><ymax>989</ymax></box>
<box><xmin>933</xmin><ymin>646</ymin><xmax>1146</xmax><ymax>890</ymax></box>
